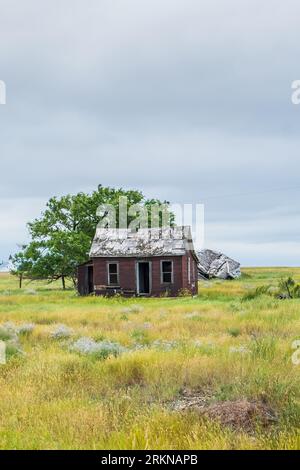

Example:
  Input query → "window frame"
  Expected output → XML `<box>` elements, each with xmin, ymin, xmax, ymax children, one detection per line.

<box><xmin>187</xmin><ymin>257</ymin><xmax>191</xmax><ymax>284</ymax></box>
<box><xmin>107</xmin><ymin>261</ymin><xmax>120</xmax><ymax>286</ymax></box>
<box><xmin>160</xmin><ymin>260</ymin><xmax>174</xmax><ymax>284</ymax></box>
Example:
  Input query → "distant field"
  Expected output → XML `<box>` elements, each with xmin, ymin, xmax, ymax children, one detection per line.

<box><xmin>0</xmin><ymin>268</ymin><xmax>299</xmax><ymax>449</ymax></box>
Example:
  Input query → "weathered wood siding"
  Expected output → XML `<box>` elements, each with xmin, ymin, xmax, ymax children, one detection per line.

<box><xmin>77</xmin><ymin>263</ymin><xmax>93</xmax><ymax>296</ymax></box>
<box><xmin>181</xmin><ymin>254</ymin><xmax>198</xmax><ymax>295</ymax></box>
<box><xmin>90</xmin><ymin>255</ymin><xmax>198</xmax><ymax>297</ymax></box>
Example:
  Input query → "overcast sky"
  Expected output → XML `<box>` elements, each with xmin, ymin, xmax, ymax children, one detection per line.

<box><xmin>0</xmin><ymin>0</ymin><xmax>300</xmax><ymax>266</ymax></box>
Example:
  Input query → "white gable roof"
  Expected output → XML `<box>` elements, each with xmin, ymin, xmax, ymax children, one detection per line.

<box><xmin>89</xmin><ymin>226</ymin><xmax>198</xmax><ymax>259</ymax></box>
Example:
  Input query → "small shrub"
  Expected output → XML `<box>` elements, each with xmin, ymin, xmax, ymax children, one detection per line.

<box><xmin>50</xmin><ymin>324</ymin><xmax>73</xmax><ymax>339</ymax></box>
<box><xmin>0</xmin><ymin>323</ymin><xmax>23</xmax><ymax>361</ymax></box>
<box><xmin>242</xmin><ymin>285</ymin><xmax>272</xmax><ymax>301</ymax></box>
<box><xmin>17</xmin><ymin>323</ymin><xmax>35</xmax><ymax>335</ymax></box>
<box><xmin>242</xmin><ymin>276</ymin><xmax>300</xmax><ymax>301</ymax></box>
<box><xmin>0</xmin><ymin>328</ymin><xmax>14</xmax><ymax>341</ymax></box>
<box><xmin>184</xmin><ymin>312</ymin><xmax>200</xmax><ymax>319</ymax></box>
<box><xmin>130</xmin><ymin>305</ymin><xmax>144</xmax><ymax>313</ymax></box>
<box><xmin>121</xmin><ymin>307</ymin><xmax>132</xmax><ymax>314</ymax></box>
<box><xmin>178</xmin><ymin>288</ymin><xmax>191</xmax><ymax>297</ymax></box>
<box><xmin>1</xmin><ymin>322</ymin><xmax>17</xmax><ymax>333</ymax></box>
<box><xmin>228</xmin><ymin>327</ymin><xmax>241</xmax><ymax>337</ymax></box>
<box><xmin>152</xmin><ymin>339</ymin><xmax>178</xmax><ymax>351</ymax></box>
<box><xmin>1</xmin><ymin>290</ymin><xmax>12</xmax><ymax>296</ymax></box>
<box><xmin>229</xmin><ymin>345</ymin><xmax>249</xmax><ymax>354</ymax></box>
<box><xmin>24</xmin><ymin>289</ymin><xmax>37</xmax><ymax>296</ymax></box>
<box><xmin>160</xmin><ymin>289</ymin><xmax>171</xmax><ymax>297</ymax></box>
<box><xmin>229</xmin><ymin>302</ymin><xmax>243</xmax><ymax>312</ymax></box>
<box><xmin>278</xmin><ymin>277</ymin><xmax>300</xmax><ymax>299</ymax></box>
<box><xmin>0</xmin><ymin>322</ymin><xmax>18</xmax><ymax>341</ymax></box>
<box><xmin>121</xmin><ymin>305</ymin><xmax>144</xmax><ymax>314</ymax></box>
<box><xmin>120</xmin><ymin>314</ymin><xmax>129</xmax><ymax>321</ymax></box>
<box><xmin>69</xmin><ymin>337</ymin><xmax>126</xmax><ymax>360</ymax></box>
<box><xmin>241</xmin><ymin>289</ymin><xmax>257</xmax><ymax>302</ymax></box>
<box><xmin>5</xmin><ymin>342</ymin><xmax>23</xmax><ymax>359</ymax></box>
<box><xmin>93</xmin><ymin>334</ymin><xmax>106</xmax><ymax>343</ymax></box>
<box><xmin>130</xmin><ymin>328</ymin><xmax>150</xmax><ymax>345</ymax></box>
<box><xmin>2</xmin><ymin>321</ymin><xmax>45</xmax><ymax>339</ymax></box>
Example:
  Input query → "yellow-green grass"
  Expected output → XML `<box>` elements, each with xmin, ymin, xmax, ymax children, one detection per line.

<box><xmin>0</xmin><ymin>269</ymin><xmax>299</xmax><ymax>450</ymax></box>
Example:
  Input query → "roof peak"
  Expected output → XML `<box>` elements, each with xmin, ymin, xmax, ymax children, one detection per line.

<box><xmin>90</xmin><ymin>226</ymin><xmax>197</xmax><ymax>258</ymax></box>
<box><xmin>94</xmin><ymin>226</ymin><xmax>192</xmax><ymax>240</ymax></box>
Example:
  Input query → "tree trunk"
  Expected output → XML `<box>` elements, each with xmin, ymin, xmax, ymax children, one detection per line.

<box><xmin>72</xmin><ymin>277</ymin><xmax>77</xmax><ymax>290</ymax></box>
<box><xmin>62</xmin><ymin>275</ymin><xmax>66</xmax><ymax>290</ymax></box>
<box><xmin>19</xmin><ymin>273</ymin><xmax>23</xmax><ymax>289</ymax></box>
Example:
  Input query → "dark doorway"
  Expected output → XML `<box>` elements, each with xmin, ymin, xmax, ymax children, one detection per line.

<box><xmin>138</xmin><ymin>262</ymin><xmax>150</xmax><ymax>295</ymax></box>
<box><xmin>87</xmin><ymin>266</ymin><xmax>94</xmax><ymax>294</ymax></box>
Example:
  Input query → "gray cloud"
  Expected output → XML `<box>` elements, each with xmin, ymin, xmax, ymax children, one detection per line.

<box><xmin>1</xmin><ymin>0</ymin><xmax>300</xmax><ymax>265</ymax></box>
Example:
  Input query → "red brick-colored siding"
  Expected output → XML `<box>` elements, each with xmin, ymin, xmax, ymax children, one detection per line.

<box><xmin>77</xmin><ymin>262</ymin><xmax>93</xmax><ymax>296</ymax></box>
<box><xmin>77</xmin><ymin>265</ymin><xmax>87</xmax><ymax>296</ymax></box>
<box><xmin>90</xmin><ymin>255</ymin><xmax>198</xmax><ymax>297</ymax></box>
<box><xmin>181</xmin><ymin>254</ymin><xmax>198</xmax><ymax>295</ymax></box>
<box><xmin>93</xmin><ymin>257</ymin><xmax>136</xmax><ymax>294</ymax></box>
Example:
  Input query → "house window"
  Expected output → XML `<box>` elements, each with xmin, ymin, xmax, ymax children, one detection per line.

<box><xmin>187</xmin><ymin>257</ymin><xmax>191</xmax><ymax>284</ymax></box>
<box><xmin>108</xmin><ymin>262</ymin><xmax>119</xmax><ymax>285</ymax></box>
<box><xmin>161</xmin><ymin>260</ymin><xmax>173</xmax><ymax>284</ymax></box>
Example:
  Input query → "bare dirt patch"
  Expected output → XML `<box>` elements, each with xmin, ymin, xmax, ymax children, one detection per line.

<box><xmin>201</xmin><ymin>399</ymin><xmax>277</xmax><ymax>432</ymax></box>
<box><xmin>171</xmin><ymin>389</ymin><xmax>277</xmax><ymax>432</ymax></box>
<box><xmin>171</xmin><ymin>388</ymin><xmax>214</xmax><ymax>411</ymax></box>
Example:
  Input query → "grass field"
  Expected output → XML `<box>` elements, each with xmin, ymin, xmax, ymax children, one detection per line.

<box><xmin>0</xmin><ymin>268</ymin><xmax>299</xmax><ymax>450</ymax></box>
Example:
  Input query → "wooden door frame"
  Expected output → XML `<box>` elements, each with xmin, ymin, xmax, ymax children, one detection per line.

<box><xmin>136</xmin><ymin>260</ymin><xmax>152</xmax><ymax>296</ymax></box>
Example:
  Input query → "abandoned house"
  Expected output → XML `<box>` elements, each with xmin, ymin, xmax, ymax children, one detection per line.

<box><xmin>78</xmin><ymin>226</ymin><xmax>198</xmax><ymax>297</ymax></box>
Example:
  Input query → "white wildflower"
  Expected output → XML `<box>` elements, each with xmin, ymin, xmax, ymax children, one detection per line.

<box><xmin>69</xmin><ymin>337</ymin><xmax>126</xmax><ymax>359</ymax></box>
<box><xmin>50</xmin><ymin>324</ymin><xmax>73</xmax><ymax>339</ymax></box>
<box><xmin>229</xmin><ymin>346</ymin><xmax>250</xmax><ymax>354</ymax></box>
<box><xmin>130</xmin><ymin>305</ymin><xmax>144</xmax><ymax>313</ymax></box>
<box><xmin>17</xmin><ymin>323</ymin><xmax>35</xmax><ymax>334</ymax></box>
<box><xmin>24</xmin><ymin>289</ymin><xmax>37</xmax><ymax>295</ymax></box>
<box><xmin>184</xmin><ymin>312</ymin><xmax>200</xmax><ymax>319</ymax></box>
<box><xmin>152</xmin><ymin>339</ymin><xmax>178</xmax><ymax>351</ymax></box>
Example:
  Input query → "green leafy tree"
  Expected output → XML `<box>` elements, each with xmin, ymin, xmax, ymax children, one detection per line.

<box><xmin>10</xmin><ymin>246</ymin><xmax>35</xmax><ymax>289</ymax></box>
<box><xmin>11</xmin><ymin>185</ymin><xmax>173</xmax><ymax>289</ymax></box>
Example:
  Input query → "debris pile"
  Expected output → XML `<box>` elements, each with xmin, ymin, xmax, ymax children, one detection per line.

<box><xmin>198</xmin><ymin>249</ymin><xmax>241</xmax><ymax>279</ymax></box>
<box><xmin>171</xmin><ymin>389</ymin><xmax>277</xmax><ymax>432</ymax></box>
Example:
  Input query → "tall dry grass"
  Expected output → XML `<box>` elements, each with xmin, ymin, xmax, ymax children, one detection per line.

<box><xmin>0</xmin><ymin>269</ymin><xmax>299</xmax><ymax>449</ymax></box>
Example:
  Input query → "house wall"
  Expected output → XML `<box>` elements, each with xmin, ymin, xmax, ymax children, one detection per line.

<box><xmin>91</xmin><ymin>255</ymin><xmax>197</xmax><ymax>297</ymax></box>
<box><xmin>93</xmin><ymin>257</ymin><xmax>136</xmax><ymax>295</ymax></box>
<box><xmin>181</xmin><ymin>254</ymin><xmax>198</xmax><ymax>295</ymax></box>
<box><xmin>77</xmin><ymin>263</ymin><xmax>93</xmax><ymax>296</ymax></box>
<box><xmin>77</xmin><ymin>264</ymin><xmax>87</xmax><ymax>296</ymax></box>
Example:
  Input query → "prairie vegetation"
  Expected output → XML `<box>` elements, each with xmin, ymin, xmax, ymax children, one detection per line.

<box><xmin>0</xmin><ymin>268</ymin><xmax>299</xmax><ymax>449</ymax></box>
